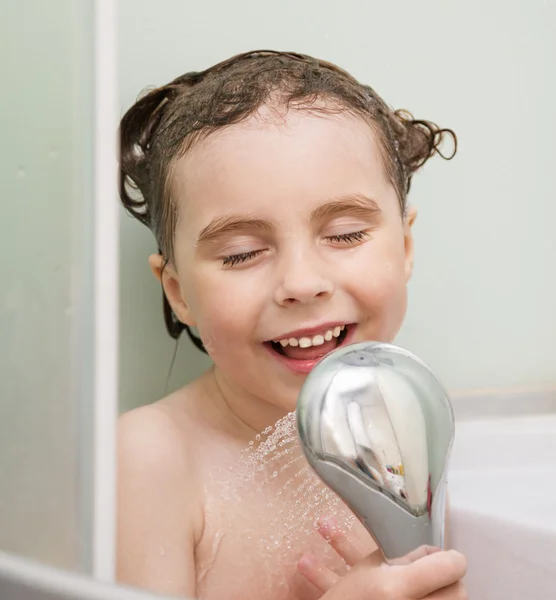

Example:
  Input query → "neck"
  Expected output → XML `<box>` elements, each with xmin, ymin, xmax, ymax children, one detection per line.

<box><xmin>207</xmin><ymin>366</ymin><xmax>292</xmax><ymax>439</ymax></box>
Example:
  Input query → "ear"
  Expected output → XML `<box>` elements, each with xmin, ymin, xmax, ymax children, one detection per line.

<box><xmin>403</xmin><ymin>206</ymin><xmax>417</xmax><ymax>281</ymax></box>
<box><xmin>148</xmin><ymin>254</ymin><xmax>196</xmax><ymax>327</ymax></box>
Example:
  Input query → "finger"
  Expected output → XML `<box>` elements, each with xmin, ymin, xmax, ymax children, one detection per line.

<box><xmin>317</xmin><ymin>517</ymin><xmax>371</xmax><ymax>567</ymax></box>
<box><xmin>423</xmin><ymin>581</ymin><xmax>467</xmax><ymax>600</ymax></box>
<box><xmin>389</xmin><ymin>545</ymin><xmax>441</xmax><ymax>566</ymax></box>
<box><xmin>401</xmin><ymin>550</ymin><xmax>467</xmax><ymax>598</ymax></box>
<box><xmin>298</xmin><ymin>553</ymin><xmax>340</xmax><ymax>593</ymax></box>
<box><xmin>360</xmin><ymin>548</ymin><xmax>387</xmax><ymax>569</ymax></box>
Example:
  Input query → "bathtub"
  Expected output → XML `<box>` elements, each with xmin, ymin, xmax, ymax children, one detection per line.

<box><xmin>447</xmin><ymin>387</ymin><xmax>556</xmax><ymax>600</ymax></box>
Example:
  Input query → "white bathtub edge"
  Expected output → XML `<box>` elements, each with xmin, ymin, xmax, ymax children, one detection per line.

<box><xmin>449</xmin><ymin>385</ymin><xmax>556</xmax><ymax>421</ymax></box>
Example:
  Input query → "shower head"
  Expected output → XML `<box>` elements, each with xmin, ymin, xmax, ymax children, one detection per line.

<box><xmin>296</xmin><ymin>341</ymin><xmax>455</xmax><ymax>562</ymax></box>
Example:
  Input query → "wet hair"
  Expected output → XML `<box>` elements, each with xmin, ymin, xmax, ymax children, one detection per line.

<box><xmin>118</xmin><ymin>50</ymin><xmax>457</xmax><ymax>352</ymax></box>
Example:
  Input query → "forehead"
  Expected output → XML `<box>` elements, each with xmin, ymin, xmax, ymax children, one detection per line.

<box><xmin>171</xmin><ymin>108</ymin><xmax>395</xmax><ymax>230</ymax></box>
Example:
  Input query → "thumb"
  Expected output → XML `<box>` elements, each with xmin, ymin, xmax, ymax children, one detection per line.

<box><xmin>357</xmin><ymin>548</ymin><xmax>385</xmax><ymax>570</ymax></box>
<box><xmin>388</xmin><ymin>545</ymin><xmax>441</xmax><ymax>566</ymax></box>
<box><xmin>400</xmin><ymin>549</ymin><xmax>467</xmax><ymax>598</ymax></box>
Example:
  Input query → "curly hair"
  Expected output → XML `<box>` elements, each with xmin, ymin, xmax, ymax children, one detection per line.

<box><xmin>118</xmin><ymin>50</ymin><xmax>457</xmax><ymax>351</ymax></box>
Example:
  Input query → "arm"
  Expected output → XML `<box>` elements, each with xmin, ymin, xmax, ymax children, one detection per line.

<box><xmin>116</xmin><ymin>406</ymin><xmax>201</xmax><ymax>598</ymax></box>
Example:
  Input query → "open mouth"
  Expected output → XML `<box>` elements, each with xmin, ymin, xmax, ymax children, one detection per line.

<box><xmin>267</xmin><ymin>324</ymin><xmax>353</xmax><ymax>361</ymax></box>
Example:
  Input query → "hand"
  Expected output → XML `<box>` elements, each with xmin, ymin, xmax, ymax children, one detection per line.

<box><xmin>298</xmin><ymin>518</ymin><xmax>467</xmax><ymax>599</ymax></box>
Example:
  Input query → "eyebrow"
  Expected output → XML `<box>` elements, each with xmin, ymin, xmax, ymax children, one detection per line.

<box><xmin>310</xmin><ymin>193</ymin><xmax>381</xmax><ymax>221</ymax></box>
<box><xmin>195</xmin><ymin>216</ymin><xmax>276</xmax><ymax>246</ymax></box>
<box><xmin>195</xmin><ymin>193</ymin><xmax>381</xmax><ymax>246</ymax></box>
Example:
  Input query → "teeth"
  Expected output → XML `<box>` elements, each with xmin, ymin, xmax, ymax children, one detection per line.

<box><xmin>274</xmin><ymin>325</ymin><xmax>346</xmax><ymax>348</ymax></box>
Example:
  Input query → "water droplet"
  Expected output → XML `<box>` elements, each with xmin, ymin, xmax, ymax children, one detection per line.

<box><xmin>48</xmin><ymin>148</ymin><xmax>59</xmax><ymax>160</ymax></box>
<box><xmin>17</xmin><ymin>167</ymin><xmax>26</xmax><ymax>178</ymax></box>
<box><xmin>239</xmin><ymin>411</ymin><xmax>353</xmax><ymax>550</ymax></box>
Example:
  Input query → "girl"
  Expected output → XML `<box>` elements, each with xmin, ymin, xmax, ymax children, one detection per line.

<box><xmin>117</xmin><ymin>50</ymin><xmax>466</xmax><ymax>600</ymax></box>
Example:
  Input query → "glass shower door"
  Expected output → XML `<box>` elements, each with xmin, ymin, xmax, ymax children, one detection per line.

<box><xmin>0</xmin><ymin>0</ymin><xmax>118</xmax><ymax>588</ymax></box>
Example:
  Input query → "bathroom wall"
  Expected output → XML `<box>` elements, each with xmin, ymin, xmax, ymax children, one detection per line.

<box><xmin>118</xmin><ymin>0</ymin><xmax>556</xmax><ymax>413</ymax></box>
<box><xmin>0</xmin><ymin>0</ymin><xmax>94</xmax><ymax>571</ymax></box>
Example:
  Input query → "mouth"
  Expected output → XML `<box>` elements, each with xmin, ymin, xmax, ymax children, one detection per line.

<box><xmin>264</xmin><ymin>323</ymin><xmax>356</xmax><ymax>374</ymax></box>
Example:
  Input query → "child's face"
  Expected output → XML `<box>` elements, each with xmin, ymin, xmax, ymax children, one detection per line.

<box><xmin>156</xmin><ymin>107</ymin><xmax>416</xmax><ymax>411</ymax></box>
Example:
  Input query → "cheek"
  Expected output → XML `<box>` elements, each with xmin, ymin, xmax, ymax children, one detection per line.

<box><xmin>359</xmin><ymin>272</ymin><xmax>408</xmax><ymax>341</ymax></box>
<box><xmin>184</xmin><ymin>273</ymin><xmax>260</xmax><ymax>357</ymax></box>
<box><xmin>357</xmin><ymin>264</ymin><xmax>407</xmax><ymax>308</ymax></box>
<box><xmin>344</xmin><ymin>237</ymin><xmax>407</xmax><ymax>297</ymax></box>
<box><xmin>342</xmin><ymin>244</ymin><xmax>408</xmax><ymax>336</ymax></box>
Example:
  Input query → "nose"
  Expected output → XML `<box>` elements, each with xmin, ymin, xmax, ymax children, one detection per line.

<box><xmin>274</xmin><ymin>251</ymin><xmax>334</xmax><ymax>307</ymax></box>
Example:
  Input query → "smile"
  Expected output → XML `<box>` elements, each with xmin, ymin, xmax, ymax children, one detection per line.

<box><xmin>272</xmin><ymin>325</ymin><xmax>347</xmax><ymax>351</ymax></box>
<box><xmin>264</xmin><ymin>323</ymin><xmax>356</xmax><ymax>374</ymax></box>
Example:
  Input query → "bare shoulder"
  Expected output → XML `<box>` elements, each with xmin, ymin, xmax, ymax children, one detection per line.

<box><xmin>118</xmin><ymin>397</ymin><xmax>194</xmax><ymax>469</ymax></box>
<box><xmin>116</xmin><ymin>392</ymin><xmax>203</xmax><ymax>597</ymax></box>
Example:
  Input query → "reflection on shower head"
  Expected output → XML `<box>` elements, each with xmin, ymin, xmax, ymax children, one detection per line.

<box><xmin>319</xmin><ymin>366</ymin><xmax>409</xmax><ymax>501</ymax></box>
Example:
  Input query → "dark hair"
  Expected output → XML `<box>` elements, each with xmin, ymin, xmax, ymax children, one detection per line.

<box><xmin>118</xmin><ymin>50</ymin><xmax>457</xmax><ymax>352</ymax></box>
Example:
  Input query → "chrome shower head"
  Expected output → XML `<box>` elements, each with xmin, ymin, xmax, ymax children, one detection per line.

<box><xmin>296</xmin><ymin>341</ymin><xmax>455</xmax><ymax>562</ymax></box>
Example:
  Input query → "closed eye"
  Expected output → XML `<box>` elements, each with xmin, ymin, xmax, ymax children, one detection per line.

<box><xmin>326</xmin><ymin>231</ymin><xmax>369</xmax><ymax>244</ymax></box>
<box><xmin>222</xmin><ymin>230</ymin><xmax>369</xmax><ymax>267</ymax></box>
<box><xmin>222</xmin><ymin>250</ymin><xmax>264</xmax><ymax>267</ymax></box>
